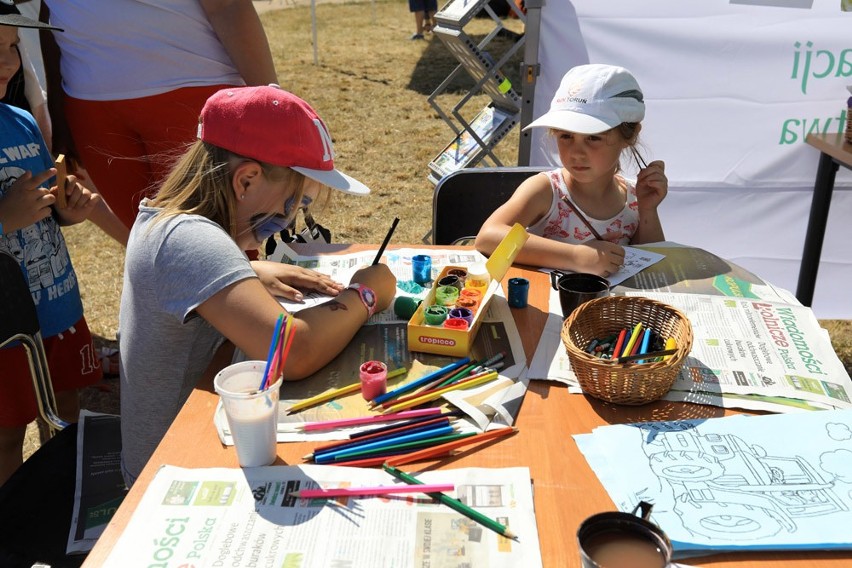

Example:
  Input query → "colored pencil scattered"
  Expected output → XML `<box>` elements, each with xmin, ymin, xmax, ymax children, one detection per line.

<box><xmin>313</xmin><ymin>425</ymin><xmax>458</xmax><ymax>463</ymax></box>
<box><xmin>298</xmin><ymin>407</ymin><xmax>443</xmax><ymax>432</ymax></box>
<box><xmin>318</xmin><ymin>431</ymin><xmax>471</xmax><ymax>464</ymax></box>
<box><xmin>304</xmin><ymin>417</ymin><xmax>456</xmax><ymax>460</ymax></box>
<box><xmin>285</xmin><ymin>367</ymin><xmax>407</xmax><ymax>414</ymax></box>
<box><xmin>348</xmin><ymin>410</ymin><xmax>463</xmax><ymax>439</ymax></box>
<box><xmin>385</xmin><ymin>427</ymin><xmax>518</xmax><ymax>467</ymax></box>
<box><xmin>292</xmin><ymin>483</ymin><xmax>454</xmax><ymax>499</ymax></box>
<box><xmin>382</xmin><ymin>464</ymin><xmax>518</xmax><ymax>541</ymax></box>
<box><xmin>379</xmin><ymin>369</ymin><xmax>499</xmax><ymax>410</ymax></box>
<box><xmin>381</xmin><ymin>371</ymin><xmax>499</xmax><ymax>415</ymax></box>
<box><xmin>370</xmin><ymin>357</ymin><xmax>472</xmax><ymax>406</ymax></box>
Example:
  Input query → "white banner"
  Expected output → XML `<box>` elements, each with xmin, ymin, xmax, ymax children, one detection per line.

<box><xmin>529</xmin><ymin>0</ymin><xmax>852</xmax><ymax>317</ymax></box>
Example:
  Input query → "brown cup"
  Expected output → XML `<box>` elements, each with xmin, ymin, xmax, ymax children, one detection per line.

<box><xmin>578</xmin><ymin>502</ymin><xmax>672</xmax><ymax>568</ymax></box>
<box><xmin>550</xmin><ymin>271</ymin><xmax>610</xmax><ymax>319</ymax></box>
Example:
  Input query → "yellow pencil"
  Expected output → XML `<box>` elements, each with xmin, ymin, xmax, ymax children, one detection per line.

<box><xmin>285</xmin><ymin>367</ymin><xmax>407</xmax><ymax>414</ymax></box>
<box><xmin>382</xmin><ymin>371</ymin><xmax>499</xmax><ymax>414</ymax></box>
<box><xmin>620</xmin><ymin>322</ymin><xmax>643</xmax><ymax>358</ymax></box>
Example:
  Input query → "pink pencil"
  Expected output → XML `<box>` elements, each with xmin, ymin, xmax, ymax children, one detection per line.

<box><xmin>292</xmin><ymin>483</ymin><xmax>454</xmax><ymax>498</ymax></box>
<box><xmin>299</xmin><ymin>407</ymin><xmax>444</xmax><ymax>432</ymax></box>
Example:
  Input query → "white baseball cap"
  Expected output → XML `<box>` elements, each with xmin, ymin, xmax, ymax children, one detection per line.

<box><xmin>524</xmin><ymin>64</ymin><xmax>645</xmax><ymax>134</ymax></box>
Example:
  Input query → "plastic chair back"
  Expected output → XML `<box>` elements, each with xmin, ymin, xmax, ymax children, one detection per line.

<box><xmin>431</xmin><ymin>166</ymin><xmax>545</xmax><ymax>245</ymax></box>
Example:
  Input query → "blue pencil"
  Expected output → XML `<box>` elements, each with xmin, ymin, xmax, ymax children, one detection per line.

<box><xmin>309</xmin><ymin>419</ymin><xmax>453</xmax><ymax>460</ymax></box>
<box><xmin>260</xmin><ymin>314</ymin><xmax>285</xmax><ymax>390</ymax></box>
<box><xmin>314</xmin><ymin>424</ymin><xmax>456</xmax><ymax>463</ymax></box>
<box><xmin>370</xmin><ymin>357</ymin><xmax>471</xmax><ymax>406</ymax></box>
<box><xmin>637</xmin><ymin>328</ymin><xmax>652</xmax><ymax>363</ymax></box>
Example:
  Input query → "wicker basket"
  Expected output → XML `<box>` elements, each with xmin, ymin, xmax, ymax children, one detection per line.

<box><xmin>561</xmin><ymin>295</ymin><xmax>693</xmax><ymax>405</ymax></box>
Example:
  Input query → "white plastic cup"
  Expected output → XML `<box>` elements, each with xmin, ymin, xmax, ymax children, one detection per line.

<box><xmin>214</xmin><ymin>360</ymin><xmax>281</xmax><ymax>467</ymax></box>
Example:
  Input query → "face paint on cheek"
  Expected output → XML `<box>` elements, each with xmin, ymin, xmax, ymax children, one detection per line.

<box><xmin>249</xmin><ymin>213</ymin><xmax>293</xmax><ymax>242</ymax></box>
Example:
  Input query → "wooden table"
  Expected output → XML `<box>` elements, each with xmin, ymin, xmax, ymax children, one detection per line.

<box><xmin>798</xmin><ymin>132</ymin><xmax>852</xmax><ymax>307</ymax></box>
<box><xmin>84</xmin><ymin>245</ymin><xmax>850</xmax><ymax>567</ymax></box>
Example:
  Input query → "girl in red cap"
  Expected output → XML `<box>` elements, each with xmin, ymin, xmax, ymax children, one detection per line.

<box><xmin>118</xmin><ymin>85</ymin><xmax>396</xmax><ymax>486</ymax></box>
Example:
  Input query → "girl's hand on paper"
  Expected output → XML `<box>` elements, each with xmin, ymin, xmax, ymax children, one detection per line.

<box><xmin>574</xmin><ymin>240</ymin><xmax>625</xmax><ymax>278</ymax></box>
<box><xmin>251</xmin><ymin>260</ymin><xmax>344</xmax><ymax>301</ymax></box>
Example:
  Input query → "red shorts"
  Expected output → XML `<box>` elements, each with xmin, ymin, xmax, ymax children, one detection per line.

<box><xmin>0</xmin><ymin>317</ymin><xmax>103</xmax><ymax>427</ymax></box>
<box><xmin>64</xmin><ymin>85</ymin><xmax>234</xmax><ymax>229</ymax></box>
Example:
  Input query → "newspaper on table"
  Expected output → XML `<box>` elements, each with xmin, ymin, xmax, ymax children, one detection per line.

<box><xmin>574</xmin><ymin>408</ymin><xmax>852</xmax><ymax>558</ymax></box>
<box><xmin>100</xmin><ymin>464</ymin><xmax>543</xmax><ymax>568</ymax></box>
<box><xmin>220</xmin><ymin>246</ymin><xmax>529</xmax><ymax>442</ymax></box>
<box><xmin>528</xmin><ymin>244</ymin><xmax>851</xmax><ymax>413</ymax></box>
<box><xmin>66</xmin><ymin>410</ymin><xmax>127</xmax><ymax>554</ymax></box>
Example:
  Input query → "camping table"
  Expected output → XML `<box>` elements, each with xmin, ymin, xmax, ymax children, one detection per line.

<box><xmin>83</xmin><ymin>244</ymin><xmax>851</xmax><ymax>567</ymax></box>
<box><xmin>797</xmin><ymin>132</ymin><xmax>852</xmax><ymax>307</ymax></box>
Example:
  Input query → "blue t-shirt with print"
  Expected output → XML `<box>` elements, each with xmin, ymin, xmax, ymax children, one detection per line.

<box><xmin>0</xmin><ymin>103</ymin><xmax>83</xmax><ymax>338</ymax></box>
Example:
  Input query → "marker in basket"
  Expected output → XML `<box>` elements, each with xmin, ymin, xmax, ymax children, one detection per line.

<box><xmin>662</xmin><ymin>337</ymin><xmax>677</xmax><ymax>361</ymax></box>
<box><xmin>636</xmin><ymin>328</ymin><xmax>652</xmax><ymax>363</ymax></box>
<box><xmin>621</xmin><ymin>322</ymin><xmax>643</xmax><ymax>358</ymax></box>
<box><xmin>611</xmin><ymin>328</ymin><xmax>627</xmax><ymax>358</ymax></box>
<box><xmin>613</xmin><ymin>348</ymin><xmax>678</xmax><ymax>364</ymax></box>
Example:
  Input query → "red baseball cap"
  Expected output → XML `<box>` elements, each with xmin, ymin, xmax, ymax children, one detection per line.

<box><xmin>198</xmin><ymin>85</ymin><xmax>370</xmax><ymax>195</ymax></box>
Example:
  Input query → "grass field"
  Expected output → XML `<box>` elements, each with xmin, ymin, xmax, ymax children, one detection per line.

<box><xmin>24</xmin><ymin>0</ymin><xmax>851</xmax><ymax>458</ymax></box>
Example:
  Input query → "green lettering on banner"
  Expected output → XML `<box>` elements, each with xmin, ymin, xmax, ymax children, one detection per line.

<box><xmin>778</xmin><ymin>110</ymin><xmax>847</xmax><ymax>144</ymax></box>
<box><xmin>790</xmin><ymin>41</ymin><xmax>852</xmax><ymax>94</ymax></box>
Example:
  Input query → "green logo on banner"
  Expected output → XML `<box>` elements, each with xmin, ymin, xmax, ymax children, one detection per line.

<box><xmin>712</xmin><ymin>275</ymin><xmax>758</xmax><ymax>298</ymax></box>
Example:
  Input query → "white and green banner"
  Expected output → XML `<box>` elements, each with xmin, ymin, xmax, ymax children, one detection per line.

<box><xmin>529</xmin><ymin>0</ymin><xmax>851</xmax><ymax>317</ymax></box>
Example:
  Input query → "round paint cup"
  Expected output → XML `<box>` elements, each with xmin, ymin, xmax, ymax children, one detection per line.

<box><xmin>412</xmin><ymin>254</ymin><xmax>432</xmax><ymax>285</ymax></box>
<box><xmin>508</xmin><ymin>277</ymin><xmax>530</xmax><ymax>308</ymax></box>
<box><xmin>550</xmin><ymin>271</ymin><xmax>610</xmax><ymax>319</ymax></box>
<box><xmin>438</xmin><ymin>274</ymin><xmax>462</xmax><ymax>291</ymax></box>
<box><xmin>466</xmin><ymin>262</ymin><xmax>490</xmax><ymax>292</ymax></box>
<box><xmin>214</xmin><ymin>360</ymin><xmax>281</xmax><ymax>468</ymax></box>
<box><xmin>359</xmin><ymin>360</ymin><xmax>388</xmax><ymax>400</ymax></box>
<box><xmin>449</xmin><ymin>307</ymin><xmax>474</xmax><ymax>327</ymax></box>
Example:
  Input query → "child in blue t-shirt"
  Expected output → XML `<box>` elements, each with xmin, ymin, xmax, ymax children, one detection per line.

<box><xmin>0</xmin><ymin>8</ymin><xmax>103</xmax><ymax>487</ymax></box>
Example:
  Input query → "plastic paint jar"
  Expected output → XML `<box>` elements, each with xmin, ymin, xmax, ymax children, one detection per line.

<box><xmin>359</xmin><ymin>360</ymin><xmax>388</xmax><ymax>400</ymax></box>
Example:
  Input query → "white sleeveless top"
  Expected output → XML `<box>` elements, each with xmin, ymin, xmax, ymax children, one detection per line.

<box><xmin>527</xmin><ymin>169</ymin><xmax>640</xmax><ymax>245</ymax></box>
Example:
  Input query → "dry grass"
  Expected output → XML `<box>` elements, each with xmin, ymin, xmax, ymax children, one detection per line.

<box><xmin>24</xmin><ymin>0</ymin><xmax>851</xmax><ymax>458</ymax></box>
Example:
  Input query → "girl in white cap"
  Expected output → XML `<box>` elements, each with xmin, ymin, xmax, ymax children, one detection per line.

<box><xmin>476</xmin><ymin>64</ymin><xmax>668</xmax><ymax>277</ymax></box>
<box><xmin>118</xmin><ymin>85</ymin><xmax>396</xmax><ymax>486</ymax></box>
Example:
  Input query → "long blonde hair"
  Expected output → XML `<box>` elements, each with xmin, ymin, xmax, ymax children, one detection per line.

<box><xmin>148</xmin><ymin>141</ymin><xmax>307</xmax><ymax>239</ymax></box>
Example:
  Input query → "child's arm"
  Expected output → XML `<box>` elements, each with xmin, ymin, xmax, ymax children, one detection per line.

<box><xmin>196</xmin><ymin>263</ymin><xmax>396</xmax><ymax>380</ymax></box>
<box><xmin>631</xmin><ymin>160</ymin><xmax>667</xmax><ymax>244</ymax></box>
<box><xmin>0</xmin><ymin>169</ymin><xmax>56</xmax><ymax>234</ymax></box>
<box><xmin>250</xmin><ymin>260</ymin><xmax>345</xmax><ymax>302</ymax></box>
<box><xmin>475</xmin><ymin>174</ymin><xmax>626</xmax><ymax>276</ymax></box>
<box><xmin>52</xmin><ymin>175</ymin><xmax>101</xmax><ymax>227</ymax></box>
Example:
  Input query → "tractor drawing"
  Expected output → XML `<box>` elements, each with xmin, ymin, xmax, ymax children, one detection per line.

<box><xmin>644</xmin><ymin>430</ymin><xmax>846</xmax><ymax>541</ymax></box>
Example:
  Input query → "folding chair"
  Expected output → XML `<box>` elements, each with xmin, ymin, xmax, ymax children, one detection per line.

<box><xmin>0</xmin><ymin>251</ymin><xmax>68</xmax><ymax>437</ymax></box>
<box><xmin>431</xmin><ymin>166</ymin><xmax>546</xmax><ymax>245</ymax></box>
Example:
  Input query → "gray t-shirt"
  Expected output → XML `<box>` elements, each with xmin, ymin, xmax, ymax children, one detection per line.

<box><xmin>119</xmin><ymin>203</ymin><xmax>256</xmax><ymax>484</ymax></box>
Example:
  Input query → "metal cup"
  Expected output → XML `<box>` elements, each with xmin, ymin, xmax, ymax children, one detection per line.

<box><xmin>550</xmin><ymin>271</ymin><xmax>610</xmax><ymax>319</ymax></box>
<box><xmin>578</xmin><ymin>501</ymin><xmax>672</xmax><ymax>568</ymax></box>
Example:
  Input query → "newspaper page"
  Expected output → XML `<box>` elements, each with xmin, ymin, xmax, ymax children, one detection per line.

<box><xmin>574</xmin><ymin>409</ymin><xmax>852</xmax><ymax>557</ymax></box>
<box><xmin>66</xmin><ymin>411</ymin><xmax>127</xmax><ymax>554</ymax></box>
<box><xmin>221</xmin><ymin>247</ymin><xmax>528</xmax><ymax>441</ymax></box>
<box><xmin>100</xmin><ymin>464</ymin><xmax>542</xmax><ymax>568</ymax></box>
<box><xmin>628</xmin><ymin>292</ymin><xmax>852</xmax><ymax>411</ymax></box>
<box><xmin>527</xmin><ymin>244</ymin><xmax>849</xmax><ymax>412</ymax></box>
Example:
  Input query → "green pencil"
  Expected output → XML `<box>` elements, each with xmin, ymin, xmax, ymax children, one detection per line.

<box><xmin>382</xmin><ymin>464</ymin><xmax>519</xmax><ymax>541</ymax></box>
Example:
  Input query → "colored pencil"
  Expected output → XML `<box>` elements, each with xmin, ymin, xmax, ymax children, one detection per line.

<box><xmin>386</xmin><ymin>427</ymin><xmax>518</xmax><ymax>467</ymax></box>
<box><xmin>293</xmin><ymin>483</ymin><xmax>454</xmax><ymax>499</ymax></box>
<box><xmin>662</xmin><ymin>337</ymin><xmax>677</xmax><ymax>361</ymax></box>
<box><xmin>469</xmin><ymin>351</ymin><xmax>506</xmax><ymax>375</ymax></box>
<box><xmin>299</xmin><ymin>407</ymin><xmax>443</xmax><ymax>431</ymax></box>
<box><xmin>382</xmin><ymin>371</ymin><xmax>499</xmax><ymax>415</ymax></box>
<box><xmin>304</xmin><ymin>417</ymin><xmax>454</xmax><ymax>460</ymax></box>
<box><xmin>381</xmin><ymin>369</ymin><xmax>499</xmax><ymax>409</ymax></box>
<box><xmin>372</xmin><ymin>216</ymin><xmax>399</xmax><ymax>265</ymax></box>
<box><xmin>314</xmin><ymin>425</ymin><xmax>457</xmax><ymax>463</ymax></box>
<box><xmin>382</xmin><ymin>464</ymin><xmax>518</xmax><ymax>541</ymax></box>
<box><xmin>323</xmin><ymin>431</ymin><xmax>475</xmax><ymax>463</ymax></box>
<box><xmin>348</xmin><ymin>410</ymin><xmax>463</xmax><ymax>439</ymax></box>
<box><xmin>260</xmin><ymin>314</ymin><xmax>285</xmax><ymax>390</ymax></box>
<box><xmin>285</xmin><ymin>367</ymin><xmax>407</xmax><ymax>414</ymax></box>
<box><xmin>327</xmin><ymin>454</ymin><xmax>410</xmax><ymax>468</ymax></box>
<box><xmin>275</xmin><ymin>316</ymin><xmax>296</xmax><ymax>379</ymax></box>
<box><xmin>371</xmin><ymin>357</ymin><xmax>472</xmax><ymax>406</ymax></box>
